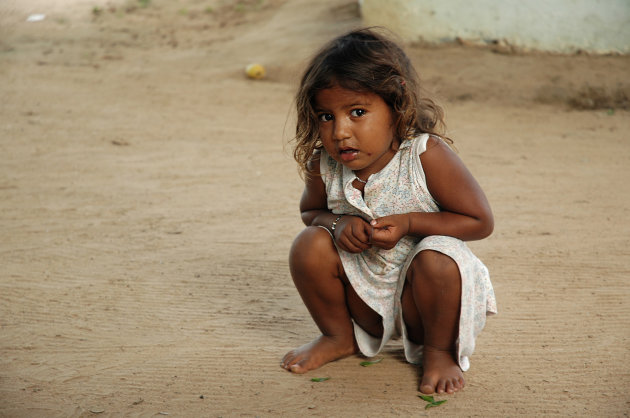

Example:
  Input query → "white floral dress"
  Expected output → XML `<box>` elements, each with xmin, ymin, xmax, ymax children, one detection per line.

<box><xmin>319</xmin><ymin>134</ymin><xmax>497</xmax><ymax>371</ymax></box>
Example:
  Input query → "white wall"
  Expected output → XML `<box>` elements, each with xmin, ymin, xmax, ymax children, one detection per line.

<box><xmin>360</xmin><ymin>0</ymin><xmax>630</xmax><ymax>54</ymax></box>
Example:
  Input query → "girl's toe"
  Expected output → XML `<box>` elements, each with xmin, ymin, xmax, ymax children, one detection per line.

<box><xmin>436</xmin><ymin>380</ymin><xmax>446</xmax><ymax>394</ymax></box>
<box><xmin>289</xmin><ymin>359</ymin><xmax>308</xmax><ymax>374</ymax></box>
<box><xmin>445</xmin><ymin>380</ymin><xmax>455</xmax><ymax>394</ymax></box>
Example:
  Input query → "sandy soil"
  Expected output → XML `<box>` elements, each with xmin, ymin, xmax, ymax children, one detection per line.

<box><xmin>1</xmin><ymin>0</ymin><xmax>629</xmax><ymax>416</ymax></box>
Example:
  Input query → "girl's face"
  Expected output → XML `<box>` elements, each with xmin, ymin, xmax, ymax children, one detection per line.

<box><xmin>314</xmin><ymin>85</ymin><xmax>399</xmax><ymax>180</ymax></box>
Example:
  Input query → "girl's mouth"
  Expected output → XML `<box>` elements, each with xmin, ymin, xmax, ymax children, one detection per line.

<box><xmin>339</xmin><ymin>148</ymin><xmax>359</xmax><ymax>162</ymax></box>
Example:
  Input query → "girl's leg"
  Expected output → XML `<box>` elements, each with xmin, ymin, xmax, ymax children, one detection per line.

<box><xmin>281</xmin><ymin>226</ymin><xmax>381</xmax><ymax>373</ymax></box>
<box><xmin>402</xmin><ymin>249</ymin><xmax>464</xmax><ymax>394</ymax></box>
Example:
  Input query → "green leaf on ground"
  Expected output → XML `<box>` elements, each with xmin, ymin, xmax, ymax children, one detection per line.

<box><xmin>310</xmin><ymin>377</ymin><xmax>330</xmax><ymax>382</ymax></box>
<box><xmin>419</xmin><ymin>395</ymin><xmax>435</xmax><ymax>403</ymax></box>
<box><xmin>359</xmin><ymin>358</ymin><xmax>383</xmax><ymax>367</ymax></box>
<box><xmin>425</xmin><ymin>400</ymin><xmax>447</xmax><ymax>409</ymax></box>
<box><xmin>419</xmin><ymin>395</ymin><xmax>447</xmax><ymax>409</ymax></box>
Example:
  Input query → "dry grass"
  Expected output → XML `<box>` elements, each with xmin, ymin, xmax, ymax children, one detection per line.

<box><xmin>536</xmin><ymin>83</ymin><xmax>630</xmax><ymax>110</ymax></box>
<box><xmin>567</xmin><ymin>85</ymin><xmax>630</xmax><ymax>110</ymax></box>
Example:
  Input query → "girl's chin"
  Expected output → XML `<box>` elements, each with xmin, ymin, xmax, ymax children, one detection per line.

<box><xmin>338</xmin><ymin>160</ymin><xmax>363</xmax><ymax>171</ymax></box>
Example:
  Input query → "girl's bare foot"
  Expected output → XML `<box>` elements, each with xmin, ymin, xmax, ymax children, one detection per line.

<box><xmin>281</xmin><ymin>335</ymin><xmax>357</xmax><ymax>374</ymax></box>
<box><xmin>420</xmin><ymin>346</ymin><xmax>465</xmax><ymax>394</ymax></box>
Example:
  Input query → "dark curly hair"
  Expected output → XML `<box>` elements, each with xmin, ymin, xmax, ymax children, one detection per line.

<box><xmin>292</xmin><ymin>27</ymin><xmax>450</xmax><ymax>174</ymax></box>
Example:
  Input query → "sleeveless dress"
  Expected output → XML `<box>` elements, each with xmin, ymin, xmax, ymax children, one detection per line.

<box><xmin>319</xmin><ymin>134</ymin><xmax>497</xmax><ymax>371</ymax></box>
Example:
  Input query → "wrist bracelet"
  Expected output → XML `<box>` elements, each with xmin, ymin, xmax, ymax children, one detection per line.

<box><xmin>331</xmin><ymin>215</ymin><xmax>343</xmax><ymax>232</ymax></box>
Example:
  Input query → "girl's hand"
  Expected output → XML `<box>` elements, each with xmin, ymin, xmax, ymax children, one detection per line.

<box><xmin>369</xmin><ymin>214</ymin><xmax>410</xmax><ymax>250</ymax></box>
<box><xmin>334</xmin><ymin>215</ymin><xmax>373</xmax><ymax>253</ymax></box>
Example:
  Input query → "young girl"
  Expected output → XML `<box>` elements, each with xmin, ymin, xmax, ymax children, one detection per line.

<box><xmin>281</xmin><ymin>28</ymin><xmax>497</xmax><ymax>395</ymax></box>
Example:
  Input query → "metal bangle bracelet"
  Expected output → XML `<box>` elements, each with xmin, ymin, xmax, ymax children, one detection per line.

<box><xmin>331</xmin><ymin>215</ymin><xmax>343</xmax><ymax>232</ymax></box>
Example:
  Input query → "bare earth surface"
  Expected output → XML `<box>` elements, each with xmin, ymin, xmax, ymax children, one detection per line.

<box><xmin>1</xmin><ymin>0</ymin><xmax>629</xmax><ymax>416</ymax></box>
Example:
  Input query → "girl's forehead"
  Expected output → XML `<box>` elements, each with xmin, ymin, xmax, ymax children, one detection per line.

<box><xmin>314</xmin><ymin>85</ymin><xmax>380</xmax><ymax>108</ymax></box>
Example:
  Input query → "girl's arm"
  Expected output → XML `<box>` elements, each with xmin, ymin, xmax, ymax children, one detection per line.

<box><xmin>370</xmin><ymin>137</ymin><xmax>493</xmax><ymax>247</ymax></box>
<box><xmin>300</xmin><ymin>152</ymin><xmax>372</xmax><ymax>253</ymax></box>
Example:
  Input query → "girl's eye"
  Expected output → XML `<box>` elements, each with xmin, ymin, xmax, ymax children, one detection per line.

<box><xmin>318</xmin><ymin>113</ymin><xmax>333</xmax><ymax>122</ymax></box>
<box><xmin>350</xmin><ymin>109</ymin><xmax>366</xmax><ymax>117</ymax></box>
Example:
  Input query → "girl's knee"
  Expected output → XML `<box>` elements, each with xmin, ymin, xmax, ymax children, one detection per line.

<box><xmin>408</xmin><ymin>250</ymin><xmax>460</xmax><ymax>287</ymax></box>
<box><xmin>290</xmin><ymin>226</ymin><xmax>337</xmax><ymax>269</ymax></box>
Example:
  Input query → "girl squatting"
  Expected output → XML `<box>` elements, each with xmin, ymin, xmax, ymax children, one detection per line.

<box><xmin>281</xmin><ymin>28</ymin><xmax>497</xmax><ymax>395</ymax></box>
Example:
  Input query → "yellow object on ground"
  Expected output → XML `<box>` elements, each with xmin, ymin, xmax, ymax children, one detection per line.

<box><xmin>245</xmin><ymin>63</ymin><xmax>266</xmax><ymax>79</ymax></box>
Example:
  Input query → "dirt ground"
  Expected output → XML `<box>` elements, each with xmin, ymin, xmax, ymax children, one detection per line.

<box><xmin>1</xmin><ymin>0</ymin><xmax>629</xmax><ymax>416</ymax></box>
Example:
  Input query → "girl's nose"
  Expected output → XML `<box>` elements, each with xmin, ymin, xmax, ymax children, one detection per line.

<box><xmin>332</xmin><ymin>119</ymin><xmax>351</xmax><ymax>141</ymax></box>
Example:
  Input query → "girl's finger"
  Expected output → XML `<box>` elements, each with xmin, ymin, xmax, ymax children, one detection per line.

<box><xmin>370</xmin><ymin>231</ymin><xmax>395</xmax><ymax>250</ymax></box>
<box><xmin>346</xmin><ymin>229</ymin><xmax>373</xmax><ymax>252</ymax></box>
<box><xmin>352</xmin><ymin>223</ymin><xmax>371</xmax><ymax>244</ymax></box>
<box><xmin>370</xmin><ymin>218</ymin><xmax>390</xmax><ymax>228</ymax></box>
<box><xmin>347</xmin><ymin>233</ymin><xmax>370</xmax><ymax>251</ymax></box>
<box><xmin>339</xmin><ymin>235</ymin><xmax>363</xmax><ymax>253</ymax></box>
